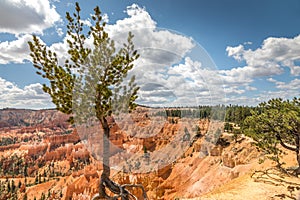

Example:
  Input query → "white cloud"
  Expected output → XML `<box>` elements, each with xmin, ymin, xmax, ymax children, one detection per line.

<box><xmin>80</xmin><ymin>19</ymin><xmax>92</xmax><ymax>27</ymax></box>
<box><xmin>217</xmin><ymin>34</ymin><xmax>300</xmax><ymax>105</ymax></box>
<box><xmin>49</xmin><ymin>35</ymin><xmax>70</xmax><ymax>64</ymax></box>
<box><xmin>56</xmin><ymin>27</ymin><xmax>64</xmax><ymax>37</ymax></box>
<box><xmin>0</xmin><ymin>0</ymin><xmax>61</xmax><ymax>35</ymax></box>
<box><xmin>267</xmin><ymin>77</ymin><xmax>277</xmax><ymax>83</ymax></box>
<box><xmin>223</xmin><ymin>95</ymin><xmax>261</xmax><ymax>106</ymax></box>
<box><xmin>2</xmin><ymin>3</ymin><xmax>297</xmax><ymax>107</ymax></box>
<box><xmin>268</xmin><ymin>78</ymin><xmax>300</xmax><ymax>90</ymax></box>
<box><xmin>23</xmin><ymin>3</ymin><xmax>198</xmax><ymax>108</ymax></box>
<box><xmin>131</xmin><ymin>57</ymin><xmax>226</xmax><ymax>106</ymax></box>
<box><xmin>42</xmin><ymin>3</ymin><xmax>202</xmax><ymax>107</ymax></box>
<box><xmin>226</xmin><ymin>34</ymin><xmax>300</xmax><ymax>76</ymax></box>
<box><xmin>276</xmin><ymin>78</ymin><xmax>300</xmax><ymax>90</ymax></box>
<box><xmin>0</xmin><ymin>0</ymin><xmax>61</xmax><ymax>64</ymax></box>
<box><xmin>41</xmin><ymin>4</ymin><xmax>194</xmax><ymax>68</ymax></box>
<box><xmin>102</xmin><ymin>13</ymin><xmax>109</xmax><ymax>23</ymax></box>
<box><xmin>245</xmin><ymin>85</ymin><xmax>257</xmax><ymax>91</ymax></box>
<box><xmin>226</xmin><ymin>44</ymin><xmax>244</xmax><ymax>62</ymax></box>
<box><xmin>256</xmin><ymin>89</ymin><xmax>300</xmax><ymax>105</ymax></box>
<box><xmin>0</xmin><ymin>34</ymin><xmax>33</xmax><ymax>64</ymax></box>
<box><xmin>105</xmin><ymin>4</ymin><xmax>195</xmax><ymax>66</ymax></box>
<box><xmin>0</xmin><ymin>77</ymin><xmax>53</xmax><ymax>109</ymax></box>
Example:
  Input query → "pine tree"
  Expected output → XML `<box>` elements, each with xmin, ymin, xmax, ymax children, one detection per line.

<box><xmin>7</xmin><ymin>180</ymin><xmax>11</xmax><ymax>192</ymax></box>
<box><xmin>40</xmin><ymin>192</ymin><xmax>45</xmax><ymax>200</ymax></box>
<box><xmin>28</xmin><ymin>2</ymin><xmax>147</xmax><ymax>199</ymax></box>
<box><xmin>24</xmin><ymin>164</ymin><xmax>28</xmax><ymax>177</ymax></box>
<box><xmin>244</xmin><ymin>97</ymin><xmax>300</xmax><ymax>174</ymax></box>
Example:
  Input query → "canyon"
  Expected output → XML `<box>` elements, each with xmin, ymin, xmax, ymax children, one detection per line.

<box><xmin>0</xmin><ymin>108</ymin><xmax>299</xmax><ymax>200</ymax></box>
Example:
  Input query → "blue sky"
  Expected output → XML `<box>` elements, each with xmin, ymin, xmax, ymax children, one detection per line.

<box><xmin>0</xmin><ymin>0</ymin><xmax>299</xmax><ymax>109</ymax></box>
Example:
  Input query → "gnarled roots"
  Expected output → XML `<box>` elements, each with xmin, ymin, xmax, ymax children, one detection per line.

<box><xmin>92</xmin><ymin>175</ymin><xmax>148</xmax><ymax>200</ymax></box>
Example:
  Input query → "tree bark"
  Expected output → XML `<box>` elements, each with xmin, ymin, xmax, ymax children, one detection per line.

<box><xmin>296</xmin><ymin>152</ymin><xmax>300</xmax><ymax>175</ymax></box>
<box><xmin>99</xmin><ymin>117</ymin><xmax>111</xmax><ymax>198</ymax></box>
<box><xmin>296</xmin><ymin>135</ymin><xmax>300</xmax><ymax>175</ymax></box>
<box><xmin>96</xmin><ymin>117</ymin><xmax>148</xmax><ymax>199</ymax></box>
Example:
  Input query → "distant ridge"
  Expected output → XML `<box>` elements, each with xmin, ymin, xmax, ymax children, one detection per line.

<box><xmin>0</xmin><ymin>109</ymin><xmax>68</xmax><ymax>128</ymax></box>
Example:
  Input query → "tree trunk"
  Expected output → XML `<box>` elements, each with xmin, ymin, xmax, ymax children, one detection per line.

<box><xmin>96</xmin><ymin>117</ymin><xmax>148</xmax><ymax>199</ymax></box>
<box><xmin>98</xmin><ymin>117</ymin><xmax>125</xmax><ymax>199</ymax></box>
<box><xmin>296</xmin><ymin>140</ymin><xmax>300</xmax><ymax>175</ymax></box>
<box><xmin>296</xmin><ymin>135</ymin><xmax>300</xmax><ymax>175</ymax></box>
<box><xmin>99</xmin><ymin>117</ymin><xmax>111</xmax><ymax>198</ymax></box>
<box><xmin>296</xmin><ymin>133</ymin><xmax>300</xmax><ymax>175</ymax></box>
<box><xmin>296</xmin><ymin>152</ymin><xmax>300</xmax><ymax>175</ymax></box>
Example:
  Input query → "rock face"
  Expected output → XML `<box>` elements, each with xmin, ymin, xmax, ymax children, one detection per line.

<box><xmin>27</xmin><ymin>143</ymin><xmax>48</xmax><ymax>158</ymax></box>
<box><xmin>44</xmin><ymin>130</ymin><xmax>81</xmax><ymax>149</ymax></box>
<box><xmin>0</xmin><ymin>143</ymin><xmax>21</xmax><ymax>151</ymax></box>
<box><xmin>66</xmin><ymin>167</ymin><xmax>99</xmax><ymax>199</ymax></box>
<box><xmin>0</xmin><ymin>108</ymin><xmax>270</xmax><ymax>200</ymax></box>
<box><xmin>0</xmin><ymin>108</ymin><xmax>69</xmax><ymax>128</ymax></box>
<box><xmin>222</xmin><ymin>152</ymin><xmax>237</xmax><ymax>168</ymax></box>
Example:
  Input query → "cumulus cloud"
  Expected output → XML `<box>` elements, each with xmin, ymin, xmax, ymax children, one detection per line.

<box><xmin>0</xmin><ymin>77</ymin><xmax>53</xmax><ymax>109</ymax></box>
<box><xmin>0</xmin><ymin>34</ymin><xmax>33</xmax><ymax>64</ymax></box>
<box><xmin>226</xmin><ymin>34</ymin><xmax>300</xmax><ymax>76</ymax></box>
<box><xmin>0</xmin><ymin>0</ymin><xmax>61</xmax><ymax>35</ymax></box>
<box><xmin>255</xmin><ymin>89</ymin><xmax>300</xmax><ymax>105</ymax></box>
<box><xmin>219</xmin><ymin>34</ymin><xmax>300</xmax><ymax>105</ymax></box>
<box><xmin>3</xmin><ymin>2</ymin><xmax>298</xmax><ymax>107</ymax></box>
<box><xmin>268</xmin><ymin>78</ymin><xmax>300</xmax><ymax>90</ymax></box>
<box><xmin>45</xmin><ymin>4</ymin><xmax>202</xmax><ymax>106</ymax></box>
<box><xmin>56</xmin><ymin>27</ymin><xmax>64</xmax><ymax>37</ymax></box>
<box><xmin>43</xmin><ymin>4</ymin><xmax>194</xmax><ymax>68</ymax></box>
<box><xmin>130</xmin><ymin>57</ymin><xmax>226</xmax><ymax>106</ymax></box>
<box><xmin>105</xmin><ymin>4</ymin><xmax>195</xmax><ymax>66</ymax></box>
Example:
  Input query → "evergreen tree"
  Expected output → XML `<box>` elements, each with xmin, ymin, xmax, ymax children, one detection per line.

<box><xmin>243</xmin><ymin>98</ymin><xmax>300</xmax><ymax>174</ymax></box>
<box><xmin>35</xmin><ymin>175</ymin><xmax>38</xmax><ymax>185</ymax></box>
<box><xmin>40</xmin><ymin>192</ymin><xmax>45</xmax><ymax>200</ymax></box>
<box><xmin>28</xmin><ymin>2</ymin><xmax>146</xmax><ymax>199</ymax></box>
<box><xmin>24</xmin><ymin>164</ymin><xmax>28</xmax><ymax>177</ymax></box>
<box><xmin>7</xmin><ymin>180</ymin><xmax>11</xmax><ymax>192</ymax></box>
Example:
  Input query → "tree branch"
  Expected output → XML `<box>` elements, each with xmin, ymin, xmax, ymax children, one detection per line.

<box><xmin>276</xmin><ymin>134</ymin><xmax>297</xmax><ymax>151</ymax></box>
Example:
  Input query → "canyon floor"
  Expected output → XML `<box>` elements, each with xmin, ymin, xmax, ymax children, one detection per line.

<box><xmin>0</xmin><ymin>108</ymin><xmax>299</xmax><ymax>200</ymax></box>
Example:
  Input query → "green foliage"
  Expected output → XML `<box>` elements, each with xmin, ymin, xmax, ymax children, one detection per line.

<box><xmin>28</xmin><ymin>3</ymin><xmax>142</xmax><ymax>196</ymax></box>
<box><xmin>143</xmin><ymin>146</ymin><xmax>147</xmax><ymax>154</ymax></box>
<box><xmin>0</xmin><ymin>137</ymin><xmax>14</xmax><ymax>146</ymax></box>
<box><xmin>155</xmin><ymin>106</ymin><xmax>212</xmax><ymax>119</ymax></box>
<box><xmin>11</xmin><ymin>180</ymin><xmax>16</xmax><ymax>192</ymax></box>
<box><xmin>35</xmin><ymin>175</ymin><xmax>39</xmax><ymax>185</ymax></box>
<box><xmin>40</xmin><ymin>192</ymin><xmax>45</xmax><ymax>200</ymax></box>
<box><xmin>7</xmin><ymin>181</ymin><xmax>11</xmax><ymax>192</ymax></box>
<box><xmin>224</xmin><ymin>122</ymin><xmax>233</xmax><ymax>132</ymax></box>
<box><xmin>155</xmin><ymin>105</ymin><xmax>251</xmax><ymax>122</ymax></box>
<box><xmin>225</xmin><ymin>105</ymin><xmax>253</xmax><ymax>126</ymax></box>
<box><xmin>28</xmin><ymin>2</ymin><xmax>140</xmax><ymax>123</ymax></box>
<box><xmin>194</xmin><ymin>125</ymin><xmax>202</xmax><ymax>137</ymax></box>
<box><xmin>243</xmin><ymin>97</ymin><xmax>300</xmax><ymax>166</ymax></box>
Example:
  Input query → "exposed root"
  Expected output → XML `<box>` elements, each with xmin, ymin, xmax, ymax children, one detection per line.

<box><xmin>251</xmin><ymin>168</ymin><xmax>300</xmax><ymax>199</ymax></box>
<box><xmin>92</xmin><ymin>176</ymin><xmax>148</xmax><ymax>200</ymax></box>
